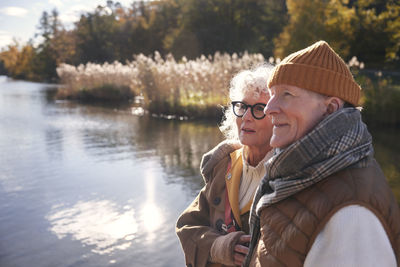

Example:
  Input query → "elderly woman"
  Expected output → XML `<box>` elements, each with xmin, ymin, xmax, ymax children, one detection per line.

<box><xmin>244</xmin><ymin>41</ymin><xmax>400</xmax><ymax>267</ymax></box>
<box><xmin>176</xmin><ymin>65</ymin><xmax>274</xmax><ymax>267</ymax></box>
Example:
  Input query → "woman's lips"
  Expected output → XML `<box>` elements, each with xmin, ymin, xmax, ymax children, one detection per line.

<box><xmin>242</xmin><ymin>128</ymin><xmax>255</xmax><ymax>133</ymax></box>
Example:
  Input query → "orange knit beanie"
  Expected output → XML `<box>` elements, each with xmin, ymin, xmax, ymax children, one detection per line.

<box><xmin>267</xmin><ymin>41</ymin><xmax>361</xmax><ymax>106</ymax></box>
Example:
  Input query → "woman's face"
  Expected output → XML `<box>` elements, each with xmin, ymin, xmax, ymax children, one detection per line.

<box><xmin>265</xmin><ymin>84</ymin><xmax>327</xmax><ymax>149</ymax></box>
<box><xmin>235</xmin><ymin>91</ymin><xmax>273</xmax><ymax>151</ymax></box>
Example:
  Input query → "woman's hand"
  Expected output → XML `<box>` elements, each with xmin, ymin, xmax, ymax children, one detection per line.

<box><xmin>233</xmin><ymin>234</ymin><xmax>251</xmax><ymax>266</ymax></box>
<box><xmin>210</xmin><ymin>231</ymin><xmax>248</xmax><ymax>266</ymax></box>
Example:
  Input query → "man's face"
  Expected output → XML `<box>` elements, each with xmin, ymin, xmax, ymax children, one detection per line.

<box><xmin>264</xmin><ymin>84</ymin><xmax>327</xmax><ymax>149</ymax></box>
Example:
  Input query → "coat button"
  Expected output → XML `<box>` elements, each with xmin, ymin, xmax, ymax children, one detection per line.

<box><xmin>216</xmin><ymin>219</ymin><xmax>224</xmax><ymax>232</ymax></box>
<box><xmin>213</xmin><ymin>197</ymin><xmax>221</xmax><ymax>205</ymax></box>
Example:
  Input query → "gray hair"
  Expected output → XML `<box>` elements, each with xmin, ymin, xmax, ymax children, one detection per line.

<box><xmin>219</xmin><ymin>64</ymin><xmax>273</xmax><ymax>140</ymax></box>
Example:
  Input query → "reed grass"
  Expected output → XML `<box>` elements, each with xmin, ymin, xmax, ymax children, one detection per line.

<box><xmin>56</xmin><ymin>51</ymin><xmax>265</xmax><ymax>118</ymax></box>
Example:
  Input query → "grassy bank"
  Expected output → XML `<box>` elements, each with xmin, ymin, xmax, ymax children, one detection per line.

<box><xmin>57</xmin><ymin>52</ymin><xmax>400</xmax><ymax>124</ymax></box>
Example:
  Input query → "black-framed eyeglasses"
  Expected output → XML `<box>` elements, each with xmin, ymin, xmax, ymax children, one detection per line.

<box><xmin>231</xmin><ymin>101</ymin><xmax>266</xmax><ymax>120</ymax></box>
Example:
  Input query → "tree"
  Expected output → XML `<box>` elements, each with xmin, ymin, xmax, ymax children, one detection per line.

<box><xmin>74</xmin><ymin>5</ymin><xmax>120</xmax><ymax>63</ymax></box>
<box><xmin>346</xmin><ymin>0</ymin><xmax>396</xmax><ymax>68</ymax></box>
<box><xmin>165</xmin><ymin>0</ymin><xmax>287</xmax><ymax>59</ymax></box>
<box><xmin>240</xmin><ymin>0</ymin><xmax>288</xmax><ymax>56</ymax></box>
<box><xmin>274</xmin><ymin>0</ymin><xmax>400</xmax><ymax>68</ymax></box>
<box><xmin>34</xmin><ymin>9</ymin><xmax>64</xmax><ymax>81</ymax></box>
<box><xmin>384</xmin><ymin>2</ymin><xmax>400</xmax><ymax>66</ymax></box>
<box><xmin>0</xmin><ymin>41</ymin><xmax>36</xmax><ymax>80</ymax></box>
<box><xmin>274</xmin><ymin>0</ymin><xmax>330</xmax><ymax>58</ymax></box>
<box><xmin>0</xmin><ymin>60</ymin><xmax>7</xmax><ymax>75</ymax></box>
<box><xmin>125</xmin><ymin>1</ymin><xmax>167</xmax><ymax>57</ymax></box>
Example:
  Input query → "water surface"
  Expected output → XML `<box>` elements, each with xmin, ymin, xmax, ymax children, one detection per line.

<box><xmin>0</xmin><ymin>77</ymin><xmax>222</xmax><ymax>267</ymax></box>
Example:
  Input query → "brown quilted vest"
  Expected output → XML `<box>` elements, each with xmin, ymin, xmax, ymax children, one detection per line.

<box><xmin>252</xmin><ymin>159</ymin><xmax>400</xmax><ymax>266</ymax></box>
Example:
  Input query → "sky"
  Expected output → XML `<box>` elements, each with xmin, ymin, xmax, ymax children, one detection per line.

<box><xmin>0</xmin><ymin>0</ymin><xmax>136</xmax><ymax>49</ymax></box>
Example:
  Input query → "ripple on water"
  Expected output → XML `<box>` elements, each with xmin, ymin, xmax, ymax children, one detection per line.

<box><xmin>46</xmin><ymin>199</ymin><xmax>138</xmax><ymax>255</ymax></box>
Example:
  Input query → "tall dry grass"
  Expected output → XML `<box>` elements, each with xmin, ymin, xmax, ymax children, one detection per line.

<box><xmin>56</xmin><ymin>51</ymin><xmax>266</xmax><ymax>118</ymax></box>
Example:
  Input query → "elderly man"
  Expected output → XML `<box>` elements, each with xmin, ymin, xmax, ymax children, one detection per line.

<box><xmin>244</xmin><ymin>41</ymin><xmax>400</xmax><ymax>267</ymax></box>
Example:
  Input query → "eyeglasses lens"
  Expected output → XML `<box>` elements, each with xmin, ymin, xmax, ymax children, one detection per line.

<box><xmin>233</xmin><ymin>102</ymin><xmax>246</xmax><ymax>117</ymax></box>
<box><xmin>253</xmin><ymin>104</ymin><xmax>265</xmax><ymax>119</ymax></box>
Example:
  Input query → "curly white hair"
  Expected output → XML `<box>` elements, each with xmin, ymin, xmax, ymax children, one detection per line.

<box><xmin>219</xmin><ymin>64</ymin><xmax>273</xmax><ymax>140</ymax></box>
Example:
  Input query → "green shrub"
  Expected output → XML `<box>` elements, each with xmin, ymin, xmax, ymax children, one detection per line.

<box><xmin>358</xmin><ymin>73</ymin><xmax>400</xmax><ymax>126</ymax></box>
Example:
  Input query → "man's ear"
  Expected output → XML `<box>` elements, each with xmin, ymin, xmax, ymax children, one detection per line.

<box><xmin>325</xmin><ymin>97</ymin><xmax>343</xmax><ymax>115</ymax></box>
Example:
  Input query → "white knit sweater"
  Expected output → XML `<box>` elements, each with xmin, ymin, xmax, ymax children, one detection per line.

<box><xmin>304</xmin><ymin>205</ymin><xmax>397</xmax><ymax>267</ymax></box>
<box><xmin>239</xmin><ymin>150</ymin><xmax>274</xmax><ymax>210</ymax></box>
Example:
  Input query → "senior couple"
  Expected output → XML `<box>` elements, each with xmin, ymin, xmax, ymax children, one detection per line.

<box><xmin>176</xmin><ymin>41</ymin><xmax>400</xmax><ymax>267</ymax></box>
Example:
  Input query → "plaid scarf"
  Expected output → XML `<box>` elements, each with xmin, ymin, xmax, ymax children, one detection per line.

<box><xmin>243</xmin><ymin>108</ymin><xmax>373</xmax><ymax>267</ymax></box>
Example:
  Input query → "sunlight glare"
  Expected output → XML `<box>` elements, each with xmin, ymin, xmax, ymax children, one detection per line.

<box><xmin>141</xmin><ymin>202</ymin><xmax>164</xmax><ymax>233</ymax></box>
<box><xmin>140</xmin><ymin>165</ymin><xmax>165</xmax><ymax>242</ymax></box>
<box><xmin>46</xmin><ymin>199</ymin><xmax>138</xmax><ymax>255</ymax></box>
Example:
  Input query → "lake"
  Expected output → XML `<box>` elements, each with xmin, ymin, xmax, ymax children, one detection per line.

<box><xmin>0</xmin><ymin>77</ymin><xmax>399</xmax><ymax>267</ymax></box>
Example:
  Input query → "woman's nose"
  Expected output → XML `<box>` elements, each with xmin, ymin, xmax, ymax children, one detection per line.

<box><xmin>242</xmin><ymin>107</ymin><xmax>253</xmax><ymax>120</ymax></box>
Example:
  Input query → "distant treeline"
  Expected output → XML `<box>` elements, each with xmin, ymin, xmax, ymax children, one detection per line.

<box><xmin>0</xmin><ymin>0</ymin><xmax>399</xmax><ymax>82</ymax></box>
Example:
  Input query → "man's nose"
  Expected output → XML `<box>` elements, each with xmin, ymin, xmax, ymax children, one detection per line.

<box><xmin>264</xmin><ymin>96</ymin><xmax>278</xmax><ymax>115</ymax></box>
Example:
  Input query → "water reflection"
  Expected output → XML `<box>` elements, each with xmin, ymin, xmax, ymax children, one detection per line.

<box><xmin>0</xmin><ymin>169</ymin><xmax>23</xmax><ymax>193</ymax></box>
<box><xmin>140</xmin><ymin>164</ymin><xmax>165</xmax><ymax>242</ymax></box>
<box><xmin>46</xmin><ymin>200</ymin><xmax>138</xmax><ymax>255</ymax></box>
<box><xmin>66</xmin><ymin>105</ymin><xmax>224</xmax><ymax>197</ymax></box>
<box><xmin>134</xmin><ymin>118</ymin><xmax>224</xmax><ymax>196</ymax></box>
<box><xmin>141</xmin><ymin>203</ymin><xmax>164</xmax><ymax>241</ymax></box>
<box><xmin>45</xmin><ymin>128</ymin><xmax>64</xmax><ymax>161</ymax></box>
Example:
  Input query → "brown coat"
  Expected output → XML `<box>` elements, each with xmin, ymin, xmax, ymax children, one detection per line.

<box><xmin>176</xmin><ymin>141</ymin><xmax>249</xmax><ymax>267</ymax></box>
<box><xmin>251</xmin><ymin>158</ymin><xmax>400</xmax><ymax>266</ymax></box>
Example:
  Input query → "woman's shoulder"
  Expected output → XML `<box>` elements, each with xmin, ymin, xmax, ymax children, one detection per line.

<box><xmin>200</xmin><ymin>140</ymin><xmax>241</xmax><ymax>183</ymax></box>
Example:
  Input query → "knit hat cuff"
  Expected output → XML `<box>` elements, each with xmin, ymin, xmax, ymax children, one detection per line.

<box><xmin>267</xmin><ymin>63</ymin><xmax>361</xmax><ymax>106</ymax></box>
